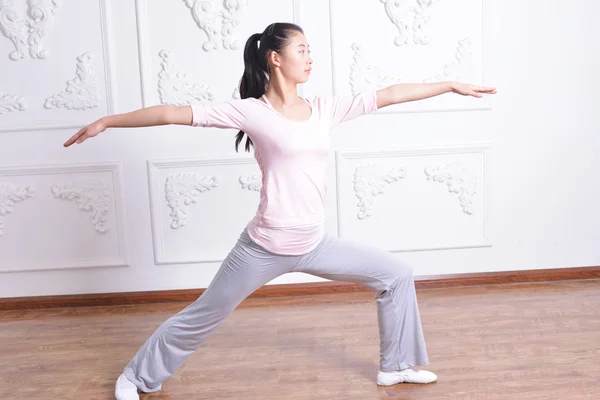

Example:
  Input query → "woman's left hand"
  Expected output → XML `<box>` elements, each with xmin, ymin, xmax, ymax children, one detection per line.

<box><xmin>451</xmin><ymin>82</ymin><xmax>497</xmax><ymax>98</ymax></box>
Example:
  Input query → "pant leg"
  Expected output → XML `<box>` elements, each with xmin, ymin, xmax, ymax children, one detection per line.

<box><xmin>293</xmin><ymin>233</ymin><xmax>429</xmax><ymax>372</ymax></box>
<box><xmin>123</xmin><ymin>229</ymin><xmax>296</xmax><ymax>392</ymax></box>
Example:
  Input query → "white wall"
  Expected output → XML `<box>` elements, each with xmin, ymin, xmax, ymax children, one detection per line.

<box><xmin>1</xmin><ymin>0</ymin><xmax>599</xmax><ymax>299</ymax></box>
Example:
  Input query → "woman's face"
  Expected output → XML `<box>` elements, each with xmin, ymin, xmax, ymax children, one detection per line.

<box><xmin>271</xmin><ymin>32</ymin><xmax>313</xmax><ymax>84</ymax></box>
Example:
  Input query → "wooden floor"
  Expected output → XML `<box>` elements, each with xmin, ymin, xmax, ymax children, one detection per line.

<box><xmin>1</xmin><ymin>279</ymin><xmax>599</xmax><ymax>400</ymax></box>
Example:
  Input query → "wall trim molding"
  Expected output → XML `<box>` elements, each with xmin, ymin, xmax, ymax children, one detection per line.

<box><xmin>334</xmin><ymin>144</ymin><xmax>493</xmax><ymax>253</ymax></box>
<box><xmin>0</xmin><ymin>0</ymin><xmax>116</xmax><ymax>133</ymax></box>
<box><xmin>1</xmin><ymin>266</ymin><xmax>599</xmax><ymax>311</ymax></box>
<box><xmin>0</xmin><ymin>161</ymin><xmax>128</xmax><ymax>273</ymax></box>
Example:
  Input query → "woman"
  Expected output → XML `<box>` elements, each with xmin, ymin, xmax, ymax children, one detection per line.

<box><xmin>65</xmin><ymin>22</ymin><xmax>495</xmax><ymax>400</ymax></box>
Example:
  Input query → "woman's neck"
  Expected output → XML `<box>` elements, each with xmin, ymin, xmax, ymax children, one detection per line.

<box><xmin>264</xmin><ymin>78</ymin><xmax>300</xmax><ymax>107</ymax></box>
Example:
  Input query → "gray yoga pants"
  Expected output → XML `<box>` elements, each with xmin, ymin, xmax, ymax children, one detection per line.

<box><xmin>123</xmin><ymin>228</ymin><xmax>429</xmax><ymax>392</ymax></box>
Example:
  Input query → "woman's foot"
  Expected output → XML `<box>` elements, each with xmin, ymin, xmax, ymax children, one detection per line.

<box><xmin>377</xmin><ymin>368</ymin><xmax>437</xmax><ymax>385</ymax></box>
<box><xmin>115</xmin><ymin>373</ymin><xmax>139</xmax><ymax>400</ymax></box>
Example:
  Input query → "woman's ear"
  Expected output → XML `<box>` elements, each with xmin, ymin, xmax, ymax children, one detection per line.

<box><xmin>268</xmin><ymin>50</ymin><xmax>281</xmax><ymax>68</ymax></box>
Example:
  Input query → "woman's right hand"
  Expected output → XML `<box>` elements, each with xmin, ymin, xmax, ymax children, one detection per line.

<box><xmin>63</xmin><ymin>118</ymin><xmax>107</xmax><ymax>147</ymax></box>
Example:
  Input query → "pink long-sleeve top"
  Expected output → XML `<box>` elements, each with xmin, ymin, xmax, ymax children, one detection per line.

<box><xmin>190</xmin><ymin>91</ymin><xmax>378</xmax><ymax>255</ymax></box>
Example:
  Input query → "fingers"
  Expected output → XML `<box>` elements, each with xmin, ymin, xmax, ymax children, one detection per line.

<box><xmin>455</xmin><ymin>84</ymin><xmax>496</xmax><ymax>98</ymax></box>
<box><xmin>63</xmin><ymin>131</ymin><xmax>82</xmax><ymax>147</ymax></box>
<box><xmin>469</xmin><ymin>85</ymin><xmax>496</xmax><ymax>98</ymax></box>
<box><xmin>475</xmin><ymin>86</ymin><xmax>497</xmax><ymax>94</ymax></box>
<box><xmin>75</xmin><ymin>135</ymin><xmax>86</xmax><ymax>144</ymax></box>
<box><xmin>63</xmin><ymin>127</ymin><xmax>87</xmax><ymax>147</ymax></box>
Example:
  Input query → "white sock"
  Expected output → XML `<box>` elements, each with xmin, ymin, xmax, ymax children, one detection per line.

<box><xmin>115</xmin><ymin>373</ymin><xmax>139</xmax><ymax>400</ymax></box>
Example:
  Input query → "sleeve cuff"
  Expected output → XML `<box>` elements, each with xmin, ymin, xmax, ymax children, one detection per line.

<box><xmin>190</xmin><ymin>104</ymin><xmax>206</xmax><ymax>127</ymax></box>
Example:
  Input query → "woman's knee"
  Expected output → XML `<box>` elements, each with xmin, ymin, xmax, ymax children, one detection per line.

<box><xmin>382</xmin><ymin>258</ymin><xmax>414</xmax><ymax>287</ymax></box>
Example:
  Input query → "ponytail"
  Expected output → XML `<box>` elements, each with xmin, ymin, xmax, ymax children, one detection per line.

<box><xmin>236</xmin><ymin>33</ymin><xmax>268</xmax><ymax>152</ymax></box>
<box><xmin>235</xmin><ymin>23</ymin><xmax>304</xmax><ymax>152</ymax></box>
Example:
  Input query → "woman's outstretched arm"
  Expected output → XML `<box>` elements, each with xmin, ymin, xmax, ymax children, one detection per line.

<box><xmin>63</xmin><ymin>105</ymin><xmax>192</xmax><ymax>147</ymax></box>
<box><xmin>375</xmin><ymin>81</ymin><xmax>496</xmax><ymax>109</ymax></box>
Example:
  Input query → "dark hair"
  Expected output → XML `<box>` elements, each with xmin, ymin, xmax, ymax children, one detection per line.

<box><xmin>235</xmin><ymin>22</ymin><xmax>304</xmax><ymax>152</ymax></box>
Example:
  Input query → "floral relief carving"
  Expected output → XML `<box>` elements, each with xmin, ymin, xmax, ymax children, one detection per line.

<box><xmin>0</xmin><ymin>183</ymin><xmax>34</xmax><ymax>237</ymax></box>
<box><xmin>0</xmin><ymin>91</ymin><xmax>27</xmax><ymax>113</ymax></box>
<box><xmin>51</xmin><ymin>179</ymin><xmax>109</xmax><ymax>233</ymax></box>
<box><xmin>0</xmin><ymin>0</ymin><xmax>61</xmax><ymax>60</ymax></box>
<box><xmin>424</xmin><ymin>163</ymin><xmax>478</xmax><ymax>215</ymax></box>
<box><xmin>353</xmin><ymin>164</ymin><xmax>406</xmax><ymax>219</ymax></box>
<box><xmin>238</xmin><ymin>174</ymin><xmax>261</xmax><ymax>191</ymax></box>
<box><xmin>44</xmin><ymin>52</ymin><xmax>100</xmax><ymax>110</ymax></box>
<box><xmin>158</xmin><ymin>49</ymin><xmax>214</xmax><ymax>106</ymax></box>
<box><xmin>349</xmin><ymin>42</ymin><xmax>402</xmax><ymax>95</ymax></box>
<box><xmin>182</xmin><ymin>0</ymin><xmax>248</xmax><ymax>52</ymax></box>
<box><xmin>165</xmin><ymin>172</ymin><xmax>218</xmax><ymax>229</ymax></box>
<box><xmin>379</xmin><ymin>0</ymin><xmax>439</xmax><ymax>47</ymax></box>
<box><xmin>423</xmin><ymin>38</ymin><xmax>473</xmax><ymax>83</ymax></box>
